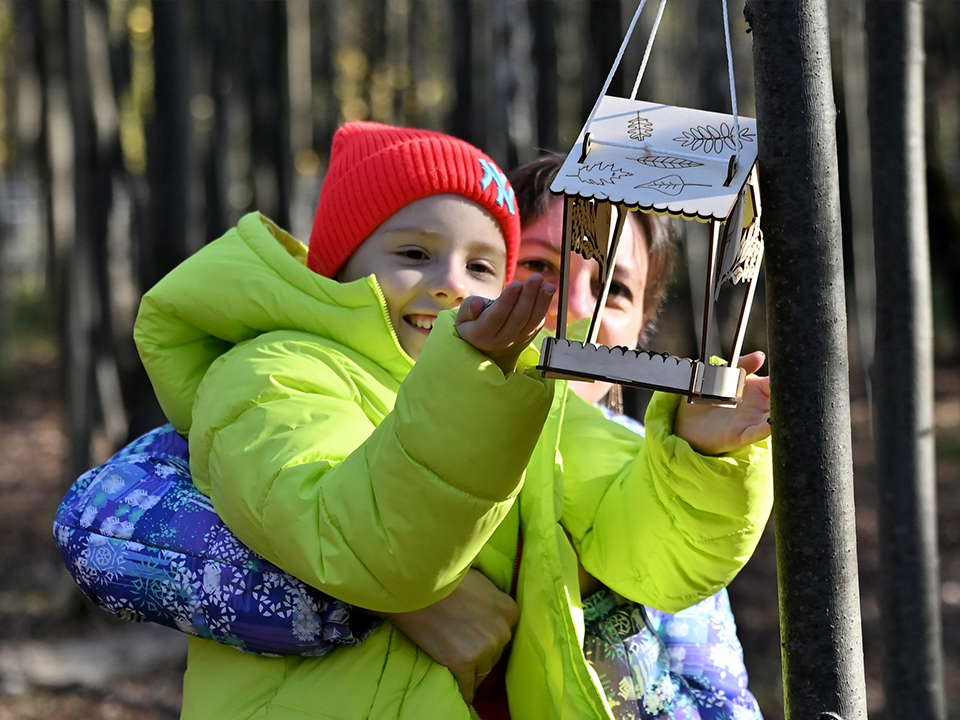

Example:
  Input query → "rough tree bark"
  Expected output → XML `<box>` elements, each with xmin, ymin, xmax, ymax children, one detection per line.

<box><xmin>744</xmin><ymin>0</ymin><xmax>868</xmax><ymax>717</ymax></box>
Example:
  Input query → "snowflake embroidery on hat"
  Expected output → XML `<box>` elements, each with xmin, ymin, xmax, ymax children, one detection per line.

<box><xmin>478</xmin><ymin>158</ymin><xmax>516</xmax><ymax>215</ymax></box>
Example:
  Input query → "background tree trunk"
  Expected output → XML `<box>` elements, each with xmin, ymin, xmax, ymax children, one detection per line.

<box><xmin>128</xmin><ymin>0</ymin><xmax>192</xmax><ymax>438</ymax></box>
<box><xmin>449</xmin><ymin>0</ymin><xmax>473</xmax><ymax>144</ymax></box>
<box><xmin>63</xmin><ymin>0</ymin><xmax>96</xmax><ymax>482</ymax></box>
<box><xmin>866</xmin><ymin>3</ymin><xmax>946</xmax><ymax>718</ymax></box>
<box><xmin>530</xmin><ymin>0</ymin><xmax>558</xmax><ymax>153</ymax></box>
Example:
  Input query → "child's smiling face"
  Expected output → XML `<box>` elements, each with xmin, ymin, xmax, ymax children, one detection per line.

<box><xmin>338</xmin><ymin>194</ymin><xmax>508</xmax><ymax>359</ymax></box>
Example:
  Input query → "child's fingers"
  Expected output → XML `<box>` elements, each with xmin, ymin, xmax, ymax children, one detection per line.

<box><xmin>492</xmin><ymin>275</ymin><xmax>546</xmax><ymax>341</ymax></box>
<box><xmin>475</xmin><ymin>275</ymin><xmax>541</xmax><ymax>341</ymax></box>
<box><xmin>477</xmin><ymin>280</ymin><xmax>524</xmax><ymax>330</ymax></box>
<box><xmin>514</xmin><ymin>282</ymin><xmax>556</xmax><ymax>340</ymax></box>
<box><xmin>457</xmin><ymin>296</ymin><xmax>492</xmax><ymax>324</ymax></box>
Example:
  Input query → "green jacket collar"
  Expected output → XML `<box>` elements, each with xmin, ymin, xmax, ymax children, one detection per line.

<box><xmin>135</xmin><ymin>213</ymin><xmax>414</xmax><ymax>432</ymax></box>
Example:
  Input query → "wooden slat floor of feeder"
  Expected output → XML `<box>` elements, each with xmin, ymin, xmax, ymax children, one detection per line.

<box><xmin>538</xmin><ymin>337</ymin><xmax>745</xmax><ymax>404</ymax></box>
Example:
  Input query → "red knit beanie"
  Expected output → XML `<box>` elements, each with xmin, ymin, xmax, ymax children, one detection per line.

<box><xmin>308</xmin><ymin>122</ymin><xmax>520</xmax><ymax>283</ymax></box>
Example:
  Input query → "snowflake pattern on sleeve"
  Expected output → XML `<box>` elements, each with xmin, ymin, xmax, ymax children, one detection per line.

<box><xmin>53</xmin><ymin>424</ymin><xmax>379</xmax><ymax>657</ymax></box>
<box><xmin>582</xmin><ymin>410</ymin><xmax>763</xmax><ymax>720</ymax></box>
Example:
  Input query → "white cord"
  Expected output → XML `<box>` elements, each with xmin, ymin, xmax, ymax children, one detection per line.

<box><xmin>582</xmin><ymin>0</ymin><xmax>649</xmax><ymax>135</ymax></box>
<box><xmin>583</xmin><ymin>0</ymin><xmax>742</xmax><ymax>162</ymax></box>
<box><xmin>721</xmin><ymin>0</ymin><xmax>741</xmax><ymax>149</ymax></box>
<box><xmin>630</xmin><ymin>0</ymin><xmax>668</xmax><ymax>100</ymax></box>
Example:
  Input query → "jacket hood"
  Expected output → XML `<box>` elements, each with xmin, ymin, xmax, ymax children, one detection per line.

<box><xmin>134</xmin><ymin>212</ymin><xmax>412</xmax><ymax>434</ymax></box>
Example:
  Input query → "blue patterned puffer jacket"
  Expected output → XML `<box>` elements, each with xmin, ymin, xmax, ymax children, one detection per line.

<box><xmin>53</xmin><ymin>423</ymin><xmax>378</xmax><ymax>656</ymax></box>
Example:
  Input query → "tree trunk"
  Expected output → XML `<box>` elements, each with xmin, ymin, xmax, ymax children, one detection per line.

<box><xmin>744</xmin><ymin>0</ymin><xmax>868</xmax><ymax>717</ymax></box>
<box><xmin>865</xmin><ymin>3</ymin><xmax>946</xmax><ymax>719</ymax></box>
<box><xmin>582</xmin><ymin>0</ymin><xmax>622</xmax><ymax>120</ymax></box>
<box><xmin>145</xmin><ymin>0</ymin><xmax>190</xmax><ymax>288</ymax></box>
<box><xmin>529</xmin><ymin>0</ymin><xmax>558</xmax><ymax>152</ymax></box>
<box><xmin>506</xmin><ymin>0</ymin><xmax>535</xmax><ymax>167</ymax></box>
<box><xmin>837</xmin><ymin>0</ymin><xmax>876</xmax><ymax>393</ymax></box>
<box><xmin>64</xmin><ymin>0</ymin><xmax>97</xmax><ymax>481</ymax></box>
<box><xmin>449</xmin><ymin>0</ymin><xmax>474</xmax><ymax>144</ymax></box>
<box><xmin>486</xmin><ymin>0</ymin><xmax>513</xmax><ymax>166</ymax></box>
<box><xmin>85</xmin><ymin>0</ymin><xmax>128</xmax><ymax>449</ymax></box>
<box><xmin>128</xmin><ymin>0</ymin><xmax>193</xmax><ymax>438</ymax></box>
<box><xmin>200</xmin><ymin>1</ymin><xmax>230</xmax><ymax>242</ymax></box>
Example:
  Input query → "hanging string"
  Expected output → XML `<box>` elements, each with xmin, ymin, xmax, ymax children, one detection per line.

<box><xmin>581</xmin><ymin>0</ymin><xmax>649</xmax><ymax>135</ymax></box>
<box><xmin>721</xmin><ymin>0</ymin><xmax>741</xmax><ymax>150</ymax></box>
<box><xmin>629</xmin><ymin>0</ymin><xmax>668</xmax><ymax>101</ymax></box>
<box><xmin>583</xmin><ymin>0</ymin><xmax>742</xmax><ymax>163</ymax></box>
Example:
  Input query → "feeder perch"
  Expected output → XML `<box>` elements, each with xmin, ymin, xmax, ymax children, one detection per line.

<box><xmin>538</xmin><ymin>0</ymin><xmax>764</xmax><ymax>406</ymax></box>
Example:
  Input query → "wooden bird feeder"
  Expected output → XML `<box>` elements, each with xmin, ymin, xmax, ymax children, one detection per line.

<box><xmin>538</xmin><ymin>0</ymin><xmax>763</xmax><ymax>406</ymax></box>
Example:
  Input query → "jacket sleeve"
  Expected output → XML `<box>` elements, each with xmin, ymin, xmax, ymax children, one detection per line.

<box><xmin>559</xmin><ymin>390</ymin><xmax>773</xmax><ymax>613</ymax></box>
<box><xmin>189</xmin><ymin>312</ymin><xmax>553</xmax><ymax>614</ymax></box>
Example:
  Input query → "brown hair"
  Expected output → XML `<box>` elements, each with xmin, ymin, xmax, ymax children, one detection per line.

<box><xmin>508</xmin><ymin>153</ymin><xmax>676</xmax><ymax>347</ymax></box>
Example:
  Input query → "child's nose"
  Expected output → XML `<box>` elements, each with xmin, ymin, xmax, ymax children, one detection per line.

<box><xmin>429</xmin><ymin>264</ymin><xmax>468</xmax><ymax>305</ymax></box>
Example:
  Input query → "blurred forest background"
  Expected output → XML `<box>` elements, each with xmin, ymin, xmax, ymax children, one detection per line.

<box><xmin>0</xmin><ymin>1</ymin><xmax>959</xmax><ymax>719</ymax></box>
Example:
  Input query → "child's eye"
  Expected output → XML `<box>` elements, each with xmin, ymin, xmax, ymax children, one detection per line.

<box><xmin>467</xmin><ymin>260</ymin><xmax>497</xmax><ymax>276</ymax></box>
<box><xmin>396</xmin><ymin>247</ymin><xmax>429</xmax><ymax>261</ymax></box>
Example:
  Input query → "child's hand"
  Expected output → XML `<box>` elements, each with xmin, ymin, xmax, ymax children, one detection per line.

<box><xmin>380</xmin><ymin>569</ymin><xmax>518</xmax><ymax>704</ymax></box>
<box><xmin>456</xmin><ymin>274</ymin><xmax>556</xmax><ymax>374</ymax></box>
<box><xmin>674</xmin><ymin>351</ymin><xmax>771</xmax><ymax>455</ymax></box>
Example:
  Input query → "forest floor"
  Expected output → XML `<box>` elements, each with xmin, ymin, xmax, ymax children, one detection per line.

<box><xmin>1</xmin><ymin>333</ymin><xmax>959</xmax><ymax>720</ymax></box>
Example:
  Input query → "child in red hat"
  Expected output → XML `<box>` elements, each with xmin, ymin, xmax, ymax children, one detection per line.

<box><xmin>128</xmin><ymin>122</ymin><xmax>772</xmax><ymax>720</ymax></box>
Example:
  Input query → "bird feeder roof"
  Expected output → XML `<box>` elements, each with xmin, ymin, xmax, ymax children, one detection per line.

<box><xmin>550</xmin><ymin>95</ymin><xmax>759</xmax><ymax>223</ymax></box>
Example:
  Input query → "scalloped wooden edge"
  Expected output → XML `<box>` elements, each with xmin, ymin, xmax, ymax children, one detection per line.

<box><xmin>538</xmin><ymin>337</ymin><xmax>745</xmax><ymax>406</ymax></box>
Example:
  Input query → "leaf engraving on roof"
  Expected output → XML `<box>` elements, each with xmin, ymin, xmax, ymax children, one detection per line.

<box><xmin>635</xmin><ymin>174</ymin><xmax>711</xmax><ymax>197</ymax></box>
<box><xmin>630</xmin><ymin>155</ymin><xmax>704</xmax><ymax>170</ymax></box>
<box><xmin>673</xmin><ymin>123</ymin><xmax>756</xmax><ymax>155</ymax></box>
<box><xmin>627</xmin><ymin>113</ymin><xmax>654</xmax><ymax>142</ymax></box>
<box><xmin>567</xmin><ymin>162</ymin><xmax>633</xmax><ymax>187</ymax></box>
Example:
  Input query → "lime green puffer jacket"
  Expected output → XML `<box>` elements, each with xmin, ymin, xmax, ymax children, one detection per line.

<box><xmin>134</xmin><ymin>212</ymin><xmax>773</xmax><ymax>720</ymax></box>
